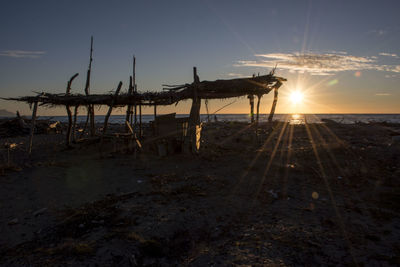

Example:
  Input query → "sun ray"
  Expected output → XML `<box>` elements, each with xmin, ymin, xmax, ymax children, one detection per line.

<box><xmin>252</xmin><ymin>121</ymin><xmax>289</xmax><ymax>201</ymax></box>
<box><xmin>232</xmin><ymin>119</ymin><xmax>288</xmax><ymax>191</ymax></box>
<box><xmin>304</xmin><ymin>121</ymin><xmax>358</xmax><ymax>264</ymax></box>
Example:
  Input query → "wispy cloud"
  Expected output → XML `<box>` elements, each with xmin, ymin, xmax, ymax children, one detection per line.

<box><xmin>236</xmin><ymin>51</ymin><xmax>400</xmax><ymax>76</ymax></box>
<box><xmin>375</xmin><ymin>93</ymin><xmax>391</xmax><ymax>96</ymax></box>
<box><xmin>379</xmin><ymin>52</ymin><xmax>398</xmax><ymax>58</ymax></box>
<box><xmin>227</xmin><ymin>73</ymin><xmax>247</xmax><ymax>78</ymax></box>
<box><xmin>0</xmin><ymin>50</ymin><xmax>46</xmax><ymax>58</ymax></box>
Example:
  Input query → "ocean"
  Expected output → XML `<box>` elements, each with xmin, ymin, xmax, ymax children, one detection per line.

<box><xmin>22</xmin><ymin>113</ymin><xmax>400</xmax><ymax>124</ymax></box>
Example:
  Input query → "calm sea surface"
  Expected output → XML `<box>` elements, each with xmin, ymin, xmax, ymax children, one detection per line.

<box><xmin>30</xmin><ymin>114</ymin><xmax>400</xmax><ymax>124</ymax></box>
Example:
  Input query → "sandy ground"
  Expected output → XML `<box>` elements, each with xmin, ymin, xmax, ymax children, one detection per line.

<box><xmin>0</xmin><ymin>121</ymin><xmax>399</xmax><ymax>266</ymax></box>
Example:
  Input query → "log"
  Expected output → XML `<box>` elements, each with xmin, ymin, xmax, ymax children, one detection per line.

<box><xmin>28</xmin><ymin>101</ymin><xmax>38</xmax><ymax>154</ymax></box>
<box><xmin>103</xmin><ymin>82</ymin><xmax>122</xmax><ymax>134</ymax></box>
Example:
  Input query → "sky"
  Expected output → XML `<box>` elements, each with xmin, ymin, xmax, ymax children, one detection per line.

<box><xmin>0</xmin><ymin>0</ymin><xmax>399</xmax><ymax>116</ymax></box>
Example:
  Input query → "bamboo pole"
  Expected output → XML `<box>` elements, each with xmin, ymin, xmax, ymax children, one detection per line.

<box><xmin>103</xmin><ymin>82</ymin><xmax>122</xmax><ymax>134</ymax></box>
<box><xmin>28</xmin><ymin>101</ymin><xmax>38</xmax><ymax>155</ymax></box>
<box><xmin>65</xmin><ymin>73</ymin><xmax>79</xmax><ymax>146</ymax></box>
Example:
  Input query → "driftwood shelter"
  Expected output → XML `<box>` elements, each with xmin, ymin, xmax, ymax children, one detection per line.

<box><xmin>2</xmin><ymin>68</ymin><xmax>286</xmax><ymax>154</ymax></box>
<box><xmin>2</xmin><ymin>39</ymin><xmax>286</xmax><ymax>154</ymax></box>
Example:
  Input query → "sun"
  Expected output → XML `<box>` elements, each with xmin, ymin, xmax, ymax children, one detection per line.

<box><xmin>289</xmin><ymin>91</ymin><xmax>304</xmax><ymax>104</ymax></box>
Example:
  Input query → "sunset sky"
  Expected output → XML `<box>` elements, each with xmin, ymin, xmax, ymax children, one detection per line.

<box><xmin>0</xmin><ymin>0</ymin><xmax>399</xmax><ymax>116</ymax></box>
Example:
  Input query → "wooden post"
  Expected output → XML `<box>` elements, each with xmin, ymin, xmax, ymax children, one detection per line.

<box><xmin>65</xmin><ymin>73</ymin><xmax>79</xmax><ymax>146</ymax></box>
<box><xmin>139</xmin><ymin>104</ymin><xmax>142</xmax><ymax>138</ymax></box>
<box><xmin>28</xmin><ymin>101</ymin><xmax>38</xmax><ymax>154</ymax></box>
<box><xmin>125</xmin><ymin>76</ymin><xmax>133</xmax><ymax>132</ymax></box>
<box><xmin>103</xmin><ymin>82</ymin><xmax>123</xmax><ymax>134</ymax></box>
<box><xmin>153</xmin><ymin>104</ymin><xmax>157</xmax><ymax>135</ymax></box>
<box><xmin>248</xmin><ymin>95</ymin><xmax>254</xmax><ymax>123</ymax></box>
<box><xmin>72</xmin><ymin>105</ymin><xmax>78</xmax><ymax>142</ymax></box>
<box><xmin>268</xmin><ymin>81</ymin><xmax>282</xmax><ymax>123</ymax></box>
<box><xmin>83</xmin><ymin>36</ymin><xmax>95</xmax><ymax>137</ymax></box>
<box><xmin>256</xmin><ymin>95</ymin><xmax>261</xmax><ymax>124</ymax></box>
<box><xmin>187</xmin><ymin>67</ymin><xmax>201</xmax><ymax>153</ymax></box>
<box><xmin>133</xmin><ymin>56</ymin><xmax>137</xmax><ymax>129</ymax></box>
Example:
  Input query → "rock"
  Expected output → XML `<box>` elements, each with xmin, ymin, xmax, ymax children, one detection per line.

<box><xmin>33</xmin><ymin>207</ymin><xmax>47</xmax><ymax>217</ymax></box>
<box><xmin>391</xmin><ymin>135</ymin><xmax>400</xmax><ymax>146</ymax></box>
<box><xmin>267</xmin><ymin>189</ymin><xmax>278</xmax><ymax>199</ymax></box>
<box><xmin>8</xmin><ymin>218</ymin><xmax>19</xmax><ymax>225</ymax></box>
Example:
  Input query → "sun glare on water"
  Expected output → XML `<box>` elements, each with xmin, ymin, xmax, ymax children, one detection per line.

<box><xmin>289</xmin><ymin>91</ymin><xmax>304</xmax><ymax>104</ymax></box>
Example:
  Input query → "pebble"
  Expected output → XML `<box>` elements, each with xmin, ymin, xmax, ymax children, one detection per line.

<box><xmin>8</xmin><ymin>218</ymin><xmax>19</xmax><ymax>225</ymax></box>
<box><xmin>33</xmin><ymin>207</ymin><xmax>47</xmax><ymax>217</ymax></box>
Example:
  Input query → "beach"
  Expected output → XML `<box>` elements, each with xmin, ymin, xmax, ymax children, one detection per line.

<box><xmin>0</xmin><ymin>120</ymin><xmax>399</xmax><ymax>266</ymax></box>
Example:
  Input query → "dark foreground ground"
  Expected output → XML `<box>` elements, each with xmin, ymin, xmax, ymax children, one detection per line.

<box><xmin>0</xmin><ymin>121</ymin><xmax>399</xmax><ymax>266</ymax></box>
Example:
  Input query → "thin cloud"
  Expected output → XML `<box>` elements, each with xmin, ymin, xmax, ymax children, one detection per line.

<box><xmin>0</xmin><ymin>50</ymin><xmax>46</xmax><ymax>58</ymax></box>
<box><xmin>379</xmin><ymin>52</ymin><xmax>398</xmax><ymax>58</ymax></box>
<box><xmin>236</xmin><ymin>52</ymin><xmax>400</xmax><ymax>76</ymax></box>
<box><xmin>227</xmin><ymin>73</ymin><xmax>247</xmax><ymax>78</ymax></box>
<box><xmin>375</xmin><ymin>93</ymin><xmax>391</xmax><ymax>96</ymax></box>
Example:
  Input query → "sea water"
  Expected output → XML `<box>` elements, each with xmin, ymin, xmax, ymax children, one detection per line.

<box><xmin>31</xmin><ymin>114</ymin><xmax>400</xmax><ymax>124</ymax></box>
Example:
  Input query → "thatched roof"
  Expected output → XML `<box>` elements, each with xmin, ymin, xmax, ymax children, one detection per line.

<box><xmin>2</xmin><ymin>74</ymin><xmax>286</xmax><ymax>107</ymax></box>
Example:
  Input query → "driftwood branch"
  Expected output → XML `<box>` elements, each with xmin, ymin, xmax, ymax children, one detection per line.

<box><xmin>66</xmin><ymin>73</ymin><xmax>79</xmax><ymax>146</ymax></box>
<box><xmin>103</xmin><ymin>81</ymin><xmax>123</xmax><ymax>135</ymax></box>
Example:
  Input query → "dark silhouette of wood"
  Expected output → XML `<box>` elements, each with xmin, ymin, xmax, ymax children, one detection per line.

<box><xmin>256</xmin><ymin>95</ymin><xmax>261</xmax><ymax>124</ymax></box>
<box><xmin>72</xmin><ymin>105</ymin><xmax>78</xmax><ymax>142</ymax></box>
<box><xmin>125</xmin><ymin>76</ymin><xmax>133</xmax><ymax>132</ymax></box>
<box><xmin>65</xmin><ymin>73</ymin><xmax>79</xmax><ymax>146</ymax></box>
<box><xmin>139</xmin><ymin>104</ymin><xmax>142</xmax><ymax>138</ymax></box>
<box><xmin>268</xmin><ymin>83</ymin><xmax>281</xmax><ymax>123</ymax></box>
<box><xmin>28</xmin><ymin>101</ymin><xmax>38</xmax><ymax>154</ymax></box>
<box><xmin>83</xmin><ymin>36</ymin><xmax>95</xmax><ymax>137</ymax></box>
<box><xmin>248</xmin><ymin>95</ymin><xmax>254</xmax><ymax>123</ymax></box>
<box><xmin>187</xmin><ymin>67</ymin><xmax>201</xmax><ymax>153</ymax></box>
<box><xmin>103</xmin><ymin>82</ymin><xmax>123</xmax><ymax>134</ymax></box>
<box><xmin>133</xmin><ymin>56</ymin><xmax>137</xmax><ymax>129</ymax></box>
